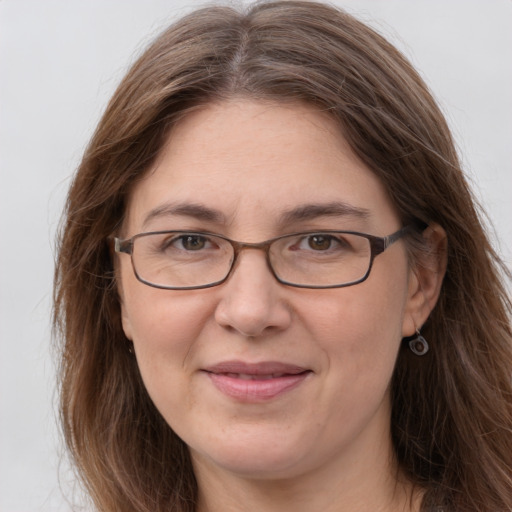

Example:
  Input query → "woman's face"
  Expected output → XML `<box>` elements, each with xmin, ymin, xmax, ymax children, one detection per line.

<box><xmin>119</xmin><ymin>100</ymin><xmax>420</xmax><ymax>481</ymax></box>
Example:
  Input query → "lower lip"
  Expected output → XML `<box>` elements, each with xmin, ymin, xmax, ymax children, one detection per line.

<box><xmin>205</xmin><ymin>372</ymin><xmax>310</xmax><ymax>402</ymax></box>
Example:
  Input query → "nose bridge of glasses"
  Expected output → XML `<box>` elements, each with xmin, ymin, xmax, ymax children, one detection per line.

<box><xmin>231</xmin><ymin>238</ymin><xmax>273</xmax><ymax>254</ymax></box>
<box><xmin>227</xmin><ymin>238</ymin><xmax>275</xmax><ymax>276</ymax></box>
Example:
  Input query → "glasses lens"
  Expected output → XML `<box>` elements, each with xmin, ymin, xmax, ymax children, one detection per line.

<box><xmin>270</xmin><ymin>232</ymin><xmax>372</xmax><ymax>287</ymax></box>
<box><xmin>132</xmin><ymin>232</ymin><xmax>233</xmax><ymax>288</ymax></box>
<box><xmin>130</xmin><ymin>231</ymin><xmax>373</xmax><ymax>289</ymax></box>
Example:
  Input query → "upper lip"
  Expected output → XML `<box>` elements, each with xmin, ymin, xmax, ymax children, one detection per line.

<box><xmin>203</xmin><ymin>360</ymin><xmax>310</xmax><ymax>376</ymax></box>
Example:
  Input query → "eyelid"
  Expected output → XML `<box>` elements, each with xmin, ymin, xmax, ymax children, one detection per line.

<box><xmin>281</xmin><ymin>221</ymin><xmax>369</xmax><ymax>234</ymax></box>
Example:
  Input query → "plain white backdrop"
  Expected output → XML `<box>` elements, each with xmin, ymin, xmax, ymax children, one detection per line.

<box><xmin>1</xmin><ymin>1</ymin><xmax>510</xmax><ymax>510</ymax></box>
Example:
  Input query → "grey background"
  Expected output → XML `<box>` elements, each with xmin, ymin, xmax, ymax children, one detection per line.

<box><xmin>1</xmin><ymin>1</ymin><xmax>510</xmax><ymax>510</ymax></box>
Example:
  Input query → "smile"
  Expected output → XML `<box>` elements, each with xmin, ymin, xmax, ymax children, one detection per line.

<box><xmin>203</xmin><ymin>361</ymin><xmax>312</xmax><ymax>402</ymax></box>
<box><xmin>225</xmin><ymin>372</ymin><xmax>293</xmax><ymax>380</ymax></box>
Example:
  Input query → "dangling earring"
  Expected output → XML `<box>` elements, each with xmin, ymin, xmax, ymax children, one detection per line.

<box><xmin>409</xmin><ymin>329</ymin><xmax>429</xmax><ymax>356</ymax></box>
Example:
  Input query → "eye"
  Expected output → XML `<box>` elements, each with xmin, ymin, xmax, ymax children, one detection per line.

<box><xmin>295</xmin><ymin>234</ymin><xmax>350</xmax><ymax>252</ymax></box>
<box><xmin>285</xmin><ymin>233</ymin><xmax>356</xmax><ymax>255</ymax></box>
<box><xmin>307</xmin><ymin>234</ymin><xmax>335</xmax><ymax>251</ymax></box>
<box><xmin>175</xmin><ymin>234</ymin><xmax>210</xmax><ymax>251</ymax></box>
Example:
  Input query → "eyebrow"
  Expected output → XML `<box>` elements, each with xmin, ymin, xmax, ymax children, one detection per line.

<box><xmin>141</xmin><ymin>200</ymin><xmax>370</xmax><ymax>230</ymax></box>
<box><xmin>142</xmin><ymin>202</ymin><xmax>226</xmax><ymax>229</ymax></box>
<box><xmin>279</xmin><ymin>201</ymin><xmax>371</xmax><ymax>226</ymax></box>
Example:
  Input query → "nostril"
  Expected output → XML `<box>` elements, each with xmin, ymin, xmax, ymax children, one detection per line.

<box><xmin>216</xmin><ymin>302</ymin><xmax>274</xmax><ymax>338</ymax></box>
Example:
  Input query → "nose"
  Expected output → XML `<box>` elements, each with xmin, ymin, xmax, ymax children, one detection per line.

<box><xmin>214</xmin><ymin>249</ymin><xmax>292</xmax><ymax>338</ymax></box>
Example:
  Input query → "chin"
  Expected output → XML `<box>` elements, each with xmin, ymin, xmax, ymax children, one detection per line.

<box><xmin>189</xmin><ymin>431</ymin><xmax>313</xmax><ymax>480</ymax></box>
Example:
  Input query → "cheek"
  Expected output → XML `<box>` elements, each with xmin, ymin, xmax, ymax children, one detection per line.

<box><xmin>127</xmin><ymin>293</ymin><xmax>213</xmax><ymax>350</ymax></box>
<box><xmin>295</xmin><ymin>270</ymin><xmax>408</xmax><ymax>374</ymax></box>
<box><xmin>122</xmin><ymin>289</ymin><xmax>218</xmax><ymax>427</ymax></box>
<box><xmin>120</xmin><ymin>275</ymin><xmax>215</xmax><ymax>392</ymax></box>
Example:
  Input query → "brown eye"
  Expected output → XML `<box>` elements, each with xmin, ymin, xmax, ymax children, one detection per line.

<box><xmin>307</xmin><ymin>235</ymin><xmax>332</xmax><ymax>251</ymax></box>
<box><xmin>179</xmin><ymin>235</ymin><xmax>207</xmax><ymax>251</ymax></box>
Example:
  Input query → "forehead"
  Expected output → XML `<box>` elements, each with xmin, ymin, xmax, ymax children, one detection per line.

<box><xmin>124</xmin><ymin>100</ymin><xmax>398</xmax><ymax>235</ymax></box>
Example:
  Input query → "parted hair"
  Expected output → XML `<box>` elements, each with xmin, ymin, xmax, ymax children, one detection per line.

<box><xmin>53</xmin><ymin>2</ymin><xmax>512</xmax><ymax>511</ymax></box>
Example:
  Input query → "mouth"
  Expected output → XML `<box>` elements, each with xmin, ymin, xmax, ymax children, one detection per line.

<box><xmin>221</xmin><ymin>372</ymin><xmax>300</xmax><ymax>380</ymax></box>
<box><xmin>202</xmin><ymin>361</ymin><xmax>312</xmax><ymax>402</ymax></box>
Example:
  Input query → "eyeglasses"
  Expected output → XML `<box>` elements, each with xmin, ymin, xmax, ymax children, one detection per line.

<box><xmin>113</xmin><ymin>226</ymin><xmax>417</xmax><ymax>290</ymax></box>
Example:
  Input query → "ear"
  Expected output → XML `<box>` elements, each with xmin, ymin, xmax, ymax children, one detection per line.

<box><xmin>121</xmin><ymin>302</ymin><xmax>134</xmax><ymax>341</ymax></box>
<box><xmin>117</xmin><ymin>279</ymin><xmax>134</xmax><ymax>341</ymax></box>
<box><xmin>113</xmin><ymin>249</ymin><xmax>134</xmax><ymax>341</ymax></box>
<box><xmin>402</xmin><ymin>223</ymin><xmax>447</xmax><ymax>337</ymax></box>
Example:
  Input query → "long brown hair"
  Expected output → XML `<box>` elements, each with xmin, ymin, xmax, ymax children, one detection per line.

<box><xmin>53</xmin><ymin>2</ymin><xmax>512</xmax><ymax>510</ymax></box>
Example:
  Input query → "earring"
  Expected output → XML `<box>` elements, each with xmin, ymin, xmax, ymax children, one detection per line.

<box><xmin>409</xmin><ymin>329</ymin><xmax>429</xmax><ymax>356</ymax></box>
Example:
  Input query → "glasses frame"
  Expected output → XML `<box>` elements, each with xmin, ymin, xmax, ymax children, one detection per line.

<box><xmin>113</xmin><ymin>224</ymin><xmax>421</xmax><ymax>290</ymax></box>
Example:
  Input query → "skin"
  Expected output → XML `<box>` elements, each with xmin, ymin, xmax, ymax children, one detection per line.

<box><xmin>119</xmin><ymin>100</ymin><xmax>445</xmax><ymax>512</ymax></box>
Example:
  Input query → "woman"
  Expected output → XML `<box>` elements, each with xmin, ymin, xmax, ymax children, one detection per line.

<box><xmin>53</xmin><ymin>1</ymin><xmax>512</xmax><ymax>511</ymax></box>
